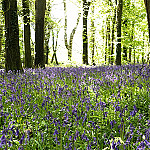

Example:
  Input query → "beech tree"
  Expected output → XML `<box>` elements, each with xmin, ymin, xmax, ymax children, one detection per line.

<box><xmin>35</xmin><ymin>0</ymin><xmax>46</xmax><ymax>68</ymax></box>
<box><xmin>144</xmin><ymin>0</ymin><xmax>150</xmax><ymax>63</ymax></box>
<box><xmin>110</xmin><ymin>0</ymin><xmax>117</xmax><ymax>65</ymax></box>
<box><xmin>0</xmin><ymin>24</ymin><xmax>2</xmax><ymax>57</ymax></box>
<box><xmin>2</xmin><ymin>0</ymin><xmax>23</xmax><ymax>72</ymax></box>
<box><xmin>116</xmin><ymin>0</ymin><xmax>123</xmax><ymax>65</ymax></box>
<box><xmin>22</xmin><ymin>0</ymin><xmax>32</xmax><ymax>68</ymax></box>
<box><xmin>90</xmin><ymin>0</ymin><xmax>95</xmax><ymax>65</ymax></box>
<box><xmin>51</xmin><ymin>29</ymin><xmax>59</xmax><ymax>65</ymax></box>
<box><xmin>63</xmin><ymin>0</ymin><xmax>81</xmax><ymax>61</ymax></box>
<box><xmin>144</xmin><ymin>0</ymin><xmax>150</xmax><ymax>42</ymax></box>
<box><xmin>83</xmin><ymin>0</ymin><xmax>90</xmax><ymax>65</ymax></box>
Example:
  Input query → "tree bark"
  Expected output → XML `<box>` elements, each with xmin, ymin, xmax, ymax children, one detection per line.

<box><xmin>123</xmin><ymin>20</ymin><xmax>128</xmax><ymax>62</ymax></box>
<box><xmin>90</xmin><ymin>0</ymin><xmax>95</xmax><ymax>65</ymax></box>
<box><xmin>111</xmin><ymin>6</ymin><xmax>116</xmax><ymax>65</ymax></box>
<box><xmin>35</xmin><ymin>0</ymin><xmax>46</xmax><ymax>68</ymax></box>
<box><xmin>45</xmin><ymin>39</ymin><xmax>49</xmax><ymax>64</ymax></box>
<box><xmin>83</xmin><ymin>0</ymin><xmax>90</xmax><ymax>65</ymax></box>
<box><xmin>0</xmin><ymin>24</ymin><xmax>2</xmax><ymax>56</ymax></box>
<box><xmin>51</xmin><ymin>30</ymin><xmax>59</xmax><ymax>65</ymax></box>
<box><xmin>63</xmin><ymin>0</ymin><xmax>81</xmax><ymax>61</ymax></box>
<box><xmin>116</xmin><ymin>0</ymin><xmax>123</xmax><ymax>65</ymax></box>
<box><xmin>129</xmin><ymin>22</ymin><xmax>134</xmax><ymax>63</ymax></box>
<box><xmin>106</xmin><ymin>17</ymin><xmax>111</xmax><ymax>64</ymax></box>
<box><xmin>22</xmin><ymin>0</ymin><xmax>32</xmax><ymax>68</ymax></box>
<box><xmin>3</xmin><ymin>0</ymin><xmax>23</xmax><ymax>72</ymax></box>
<box><xmin>144</xmin><ymin>0</ymin><xmax>150</xmax><ymax>64</ymax></box>
<box><xmin>45</xmin><ymin>1</ymin><xmax>52</xmax><ymax>65</ymax></box>
<box><xmin>144</xmin><ymin>0</ymin><xmax>150</xmax><ymax>42</ymax></box>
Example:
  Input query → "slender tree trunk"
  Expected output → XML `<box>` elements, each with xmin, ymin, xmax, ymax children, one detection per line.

<box><xmin>107</xmin><ymin>16</ymin><xmax>111</xmax><ymax>64</ymax></box>
<box><xmin>144</xmin><ymin>0</ymin><xmax>150</xmax><ymax>42</ymax></box>
<box><xmin>142</xmin><ymin>32</ymin><xmax>145</xmax><ymax>64</ymax></box>
<box><xmin>51</xmin><ymin>30</ymin><xmax>59</xmax><ymax>65</ymax></box>
<box><xmin>22</xmin><ymin>0</ymin><xmax>32</xmax><ymax>68</ymax></box>
<box><xmin>90</xmin><ymin>0</ymin><xmax>95</xmax><ymax>65</ymax></box>
<box><xmin>123</xmin><ymin>20</ymin><xmax>128</xmax><ymax>62</ymax></box>
<box><xmin>3</xmin><ymin>0</ymin><xmax>23</xmax><ymax>72</ymax></box>
<box><xmin>35</xmin><ymin>0</ymin><xmax>46</xmax><ymax>68</ymax></box>
<box><xmin>129</xmin><ymin>47</ymin><xmax>132</xmax><ymax>62</ymax></box>
<box><xmin>63</xmin><ymin>0</ymin><xmax>81</xmax><ymax>61</ymax></box>
<box><xmin>111</xmin><ymin>9</ymin><xmax>116</xmax><ymax>65</ymax></box>
<box><xmin>45</xmin><ymin>1</ymin><xmax>52</xmax><ymax>65</ymax></box>
<box><xmin>134</xmin><ymin>48</ymin><xmax>135</xmax><ymax>64</ymax></box>
<box><xmin>105</xmin><ymin>26</ymin><xmax>108</xmax><ymax>64</ymax></box>
<box><xmin>116</xmin><ymin>0</ymin><xmax>123</xmax><ymax>65</ymax></box>
<box><xmin>83</xmin><ymin>0</ymin><xmax>90</xmax><ymax>65</ymax></box>
<box><xmin>0</xmin><ymin>24</ymin><xmax>2</xmax><ymax>56</ymax></box>
<box><xmin>129</xmin><ymin>22</ymin><xmax>134</xmax><ymax>63</ymax></box>
<box><xmin>110</xmin><ymin>0</ymin><xmax>117</xmax><ymax>65</ymax></box>
<box><xmin>45</xmin><ymin>39</ymin><xmax>49</xmax><ymax>64</ymax></box>
<box><xmin>144</xmin><ymin>0</ymin><xmax>150</xmax><ymax>64</ymax></box>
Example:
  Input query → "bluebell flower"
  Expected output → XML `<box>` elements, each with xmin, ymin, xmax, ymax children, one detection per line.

<box><xmin>19</xmin><ymin>134</ymin><xmax>25</xmax><ymax>144</ymax></box>
<box><xmin>53</xmin><ymin>129</ymin><xmax>58</xmax><ymax>135</ymax></box>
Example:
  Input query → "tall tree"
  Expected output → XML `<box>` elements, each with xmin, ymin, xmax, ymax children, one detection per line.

<box><xmin>90</xmin><ymin>0</ymin><xmax>95</xmax><ymax>65</ymax></box>
<box><xmin>2</xmin><ymin>0</ymin><xmax>23</xmax><ymax>72</ymax></box>
<box><xmin>116</xmin><ymin>0</ymin><xmax>123</xmax><ymax>65</ymax></box>
<box><xmin>22</xmin><ymin>0</ymin><xmax>32</xmax><ymax>68</ymax></box>
<box><xmin>0</xmin><ymin>24</ymin><xmax>2</xmax><ymax>57</ymax></box>
<box><xmin>129</xmin><ymin>22</ymin><xmax>134</xmax><ymax>63</ymax></box>
<box><xmin>51</xmin><ymin>29</ymin><xmax>59</xmax><ymax>65</ymax></box>
<box><xmin>63</xmin><ymin>0</ymin><xmax>81</xmax><ymax>61</ymax></box>
<box><xmin>106</xmin><ymin>16</ymin><xmax>111</xmax><ymax>64</ymax></box>
<box><xmin>35</xmin><ymin>0</ymin><xmax>46</xmax><ymax>68</ymax></box>
<box><xmin>144</xmin><ymin>0</ymin><xmax>150</xmax><ymax>42</ymax></box>
<box><xmin>45</xmin><ymin>0</ymin><xmax>52</xmax><ymax>65</ymax></box>
<box><xmin>144</xmin><ymin>0</ymin><xmax>150</xmax><ymax>63</ymax></box>
<box><xmin>110</xmin><ymin>0</ymin><xmax>117</xmax><ymax>65</ymax></box>
<box><xmin>83</xmin><ymin>0</ymin><xmax>90</xmax><ymax>65</ymax></box>
<box><xmin>123</xmin><ymin>20</ymin><xmax>128</xmax><ymax>62</ymax></box>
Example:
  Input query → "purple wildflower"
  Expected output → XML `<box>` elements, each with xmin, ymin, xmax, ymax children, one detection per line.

<box><xmin>19</xmin><ymin>134</ymin><xmax>25</xmax><ymax>144</ymax></box>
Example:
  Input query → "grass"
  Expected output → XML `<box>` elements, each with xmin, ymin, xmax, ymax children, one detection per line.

<box><xmin>0</xmin><ymin>64</ymin><xmax>150</xmax><ymax>150</ymax></box>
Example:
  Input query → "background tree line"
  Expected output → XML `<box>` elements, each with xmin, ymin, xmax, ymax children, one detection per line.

<box><xmin>0</xmin><ymin>0</ymin><xmax>150</xmax><ymax>72</ymax></box>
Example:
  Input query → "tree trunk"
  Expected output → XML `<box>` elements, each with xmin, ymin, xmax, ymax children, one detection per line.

<box><xmin>144</xmin><ymin>0</ymin><xmax>150</xmax><ymax>64</ymax></box>
<box><xmin>0</xmin><ymin>24</ymin><xmax>2</xmax><ymax>56</ymax></box>
<box><xmin>144</xmin><ymin>0</ymin><xmax>150</xmax><ymax>42</ymax></box>
<box><xmin>123</xmin><ymin>20</ymin><xmax>127</xmax><ymax>62</ymax></box>
<box><xmin>107</xmin><ymin>17</ymin><xmax>111</xmax><ymax>64</ymax></box>
<box><xmin>45</xmin><ymin>39</ymin><xmax>49</xmax><ymax>64</ymax></box>
<box><xmin>45</xmin><ymin>1</ymin><xmax>52</xmax><ymax>65</ymax></box>
<box><xmin>51</xmin><ymin>30</ymin><xmax>59</xmax><ymax>65</ymax></box>
<box><xmin>90</xmin><ymin>0</ymin><xmax>95</xmax><ymax>65</ymax></box>
<box><xmin>22</xmin><ymin>0</ymin><xmax>32</xmax><ymax>68</ymax></box>
<box><xmin>110</xmin><ymin>0</ymin><xmax>117</xmax><ymax>65</ymax></box>
<box><xmin>83</xmin><ymin>0</ymin><xmax>90</xmax><ymax>65</ymax></box>
<box><xmin>129</xmin><ymin>22</ymin><xmax>134</xmax><ymax>63</ymax></box>
<box><xmin>35</xmin><ymin>0</ymin><xmax>46</xmax><ymax>68</ymax></box>
<box><xmin>116</xmin><ymin>0</ymin><xmax>123</xmax><ymax>65</ymax></box>
<box><xmin>105</xmin><ymin>26</ymin><xmax>108</xmax><ymax>64</ymax></box>
<box><xmin>3</xmin><ymin>0</ymin><xmax>23</xmax><ymax>72</ymax></box>
<box><xmin>63</xmin><ymin>0</ymin><xmax>81</xmax><ymax>61</ymax></box>
<box><xmin>111</xmin><ymin>10</ymin><xmax>116</xmax><ymax>65</ymax></box>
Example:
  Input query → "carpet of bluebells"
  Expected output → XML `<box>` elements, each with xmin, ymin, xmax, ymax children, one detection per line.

<box><xmin>0</xmin><ymin>64</ymin><xmax>150</xmax><ymax>150</ymax></box>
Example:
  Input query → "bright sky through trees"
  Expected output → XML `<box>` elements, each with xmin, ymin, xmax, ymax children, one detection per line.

<box><xmin>28</xmin><ymin>0</ymin><xmax>148</xmax><ymax>64</ymax></box>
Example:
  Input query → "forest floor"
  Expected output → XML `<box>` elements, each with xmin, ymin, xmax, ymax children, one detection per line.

<box><xmin>0</xmin><ymin>64</ymin><xmax>150</xmax><ymax>149</ymax></box>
